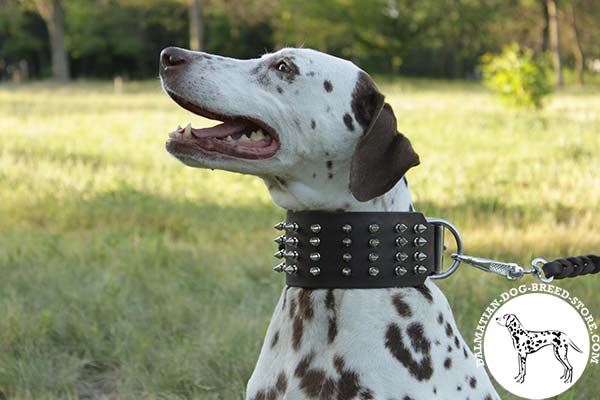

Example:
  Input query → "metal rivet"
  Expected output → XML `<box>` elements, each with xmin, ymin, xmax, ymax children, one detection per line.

<box><xmin>395</xmin><ymin>223</ymin><xmax>408</xmax><ymax>233</ymax></box>
<box><xmin>368</xmin><ymin>252</ymin><xmax>379</xmax><ymax>262</ymax></box>
<box><xmin>273</xmin><ymin>250</ymin><xmax>285</xmax><ymax>259</ymax></box>
<box><xmin>310</xmin><ymin>224</ymin><xmax>322</xmax><ymax>233</ymax></box>
<box><xmin>285</xmin><ymin>250</ymin><xmax>299</xmax><ymax>259</ymax></box>
<box><xmin>310</xmin><ymin>252</ymin><xmax>321</xmax><ymax>262</ymax></box>
<box><xmin>368</xmin><ymin>266</ymin><xmax>380</xmax><ymax>276</ymax></box>
<box><xmin>342</xmin><ymin>224</ymin><xmax>352</xmax><ymax>233</ymax></box>
<box><xmin>414</xmin><ymin>252</ymin><xmax>427</xmax><ymax>262</ymax></box>
<box><xmin>395</xmin><ymin>237</ymin><xmax>408</xmax><ymax>247</ymax></box>
<box><xmin>395</xmin><ymin>252</ymin><xmax>408</xmax><ymax>262</ymax></box>
<box><xmin>395</xmin><ymin>266</ymin><xmax>407</xmax><ymax>276</ymax></box>
<box><xmin>285</xmin><ymin>222</ymin><xmax>299</xmax><ymax>232</ymax></box>
<box><xmin>342</xmin><ymin>238</ymin><xmax>352</xmax><ymax>247</ymax></box>
<box><xmin>309</xmin><ymin>237</ymin><xmax>321</xmax><ymax>247</ymax></box>
<box><xmin>309</xmin><ymin>266</ymin><xmax>321</xmax><ymax>276</ymax></box>
<box><xmin>284</xmin><ymin>265</ymin><xmax>298</xmax><ymax>275</ymax></box>
<box><xmin>368</xmin><ymin>238</ymin><xmax>380</xmax><ymax>248</ymax></box>
<box><xmin>414</xmin><ymin>265</ymin><xmax>428</xmax><ymax>275</ymax></box>
<box><xmin>274</xmin><ymin>235</ymin><xmax>286</xmax><ymax>244</ymax></box>
<box><xmin>414</xmin><ymin>237</ymin><xmax>427</xmax><ymax>247</ymax></box>
<box><xmin>413</xmin><ymin>223</ymin><xmax>427</xmax><ymax>234</ymax></box>
<box><xmin>274</xmin><ymin>222</ymin><xmax>286</xmax><ymax>230</ymax></box>
<box><xmin>273</xmin><ymin>262</ymin><xmax>285</xmax><ymax>273</ymax></box>
<box><xmin>368</xmin><ymin>224</ymin><xmax>380</xmax><ymax>233</ymax></box>
<box><xmin>342</xmin><ymin>253</ymin><xmax>352</xmax><ymax>262</ymax></box>
<box><xmin>285</xmin><ymin>237</ymin><xmax>299</xmax><ymax>247</ymax></box>
<box><xmin>341</xmin><ymin>267</ymin><xmax>352</xmax><ymax>276</ymax></box>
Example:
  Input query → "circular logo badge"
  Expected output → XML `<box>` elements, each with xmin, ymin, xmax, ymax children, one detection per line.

<box><xmin>483</xmin><ymin>293</ymin><xmax>590</xmax><ymax>399</ymax></box>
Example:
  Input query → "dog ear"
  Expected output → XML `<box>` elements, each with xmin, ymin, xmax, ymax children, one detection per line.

<box><xmin>349</xmin><ymin>73</ymin><xmax>420</xmax><ymax>202</ymax></box>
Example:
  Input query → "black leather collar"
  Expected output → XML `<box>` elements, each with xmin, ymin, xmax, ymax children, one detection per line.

<box><xmin>273</xmin><ymin>211</ymin><xmax>443</xmax><ymax>288</ymax></box>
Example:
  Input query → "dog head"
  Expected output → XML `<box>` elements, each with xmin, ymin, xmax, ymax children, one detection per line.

<box><xmin>496</xmin><ymin>313</ymin><xmax>520</xmax><ymax>328</ymax></box>
<box><xmin>159</xmin><ymin>47</ymin><xmax>419</xmax><ymax>209</ymax></box>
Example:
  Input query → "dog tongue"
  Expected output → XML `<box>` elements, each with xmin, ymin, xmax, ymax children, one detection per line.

<box><xmin>192</xmin><ymin>121</ymin><xmax>249</xmax><ymax>138</ymax></box>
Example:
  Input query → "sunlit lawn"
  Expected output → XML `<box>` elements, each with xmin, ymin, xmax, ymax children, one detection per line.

<box><xmin>0</xmin><ymin>79</ymin><xmax>599</xmax><ymax>399</ymax></box>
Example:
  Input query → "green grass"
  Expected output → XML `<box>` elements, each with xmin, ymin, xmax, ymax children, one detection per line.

<box><xmin>0</xmin><ymin>79</ymin><xmax>599</xmax><ymax>399</ymax></box>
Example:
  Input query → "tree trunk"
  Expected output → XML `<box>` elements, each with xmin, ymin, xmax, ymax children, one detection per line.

<box><xmin>34</xmin><ymin>0</ymin><xmax>70</xmax><ymax>81</ymax></box>
<box><xmin>540</xmin><ymin>0</ymin><xmax>549</xmax><ymax>52</ymax></box>
<box><xmin>546</xmin><ymin>0</ymin><xmax>563</xmax><ymax>86</ymax></box>
<box><xmin>567</xmin><ymin>3</ymin><xmax>585</xmax><ymax>85</ymax></box>
<box><xmin>189</xmin><ymin>0</ymin><xmax>204</xmax><ymax>51</ymax></box>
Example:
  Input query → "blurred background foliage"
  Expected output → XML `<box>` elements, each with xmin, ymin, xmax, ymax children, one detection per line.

<box><xmin>1</xmin><ymin>0</ymin><xmax>599</xmax><ymax>83</ymax></box>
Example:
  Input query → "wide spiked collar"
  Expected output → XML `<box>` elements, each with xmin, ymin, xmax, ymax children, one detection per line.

<box><xmin>272</xmin><ymin>211</ymin><xmax>454</xmax><ymax>289</ymax></box>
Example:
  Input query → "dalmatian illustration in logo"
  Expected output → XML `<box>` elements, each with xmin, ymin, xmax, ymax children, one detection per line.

<box><xmin>496</xmin><ymin>313</ymin><xmax>583</xmax><ymax>384</ymax></box>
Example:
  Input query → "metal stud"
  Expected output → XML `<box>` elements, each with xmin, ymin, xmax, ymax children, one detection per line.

<box><xmin>414</xmin><ymin>237</ymin><xmax>427</xmax><ymax>247</ymax></box>
<box><xmin>368</xmin><ymin>252</ymin><xmax>379</xmax><ymax>262</ymax></box>
<box><xmin>310</xmin><ymin>224</ymin><xmax>322</xmax><ymax>233</ymax></box>
<box><xmin>395</xmin><ymin>266</ymin><xmax>408</xmax><ymax>276</ymax></box>
<box><xmin>368</xmin><ymin>266</ymin><xmax>380</xmax><ymax>276</ymax></box>
<box><xmin>395</xmin><ymin>223</ymin><xmax>408</xmax><ymax>233</ymax></box>
<box><xmin>273</xmin><ymin>250</ymin><xmax>285</xmax><ymax>259</ymax></box>
<box><xmin>395</xmin><ymin>237</ymin><xmax>408</xmax><ymax>247</ymax></box>
<box><xmin>274</xmin><ymin>235</ymin><xmax>286</xmax><ymax>244</ymax></box>
<box><xmin>309</xmin><ymin>252</ymin><xmax>321</xmax><ymax>262</ymax></box>
<box><xmin>284</xmin><ymin>250</ymin><xmax>299</xmax><ymax>259</ymax></box>
<box><xmin>395</xmin><ymin>252</ymin><xmax>408</xmax><ymax>262</ymax></box>
<box><xmin>341</xmin><ymin>267</ymin><xmax>352</xmax><ymax>276</ymax></box>
<box><xmin>414</xmin><ymin>252</ymin><xmax>427</xmax><ymax>262</ymax></box>
<box><xmin>414</xmin><ymin>223</ymin><xmax>427</xmax><ymax>234</ymax></box>
<box><xmin>414</xmin><ymin>265</ymin><xmax>428</xmax><ymax>275</ymax></box>
<box><xmin>273</xmin><ymin>262</ymin><xmax>285</xmax><ymax>273</ymax></box>
<box><xmin>342</xmin><ymin>224</ymin><xmax>352</xmax><ymax>233</ymax></box>
<box><xmin>342</xmin><ymin>253</ymin><xmax>352</xmax><ymax>262</ymax></box>
<box><xmin>342</xmin><ymin>238</ymin><xmax>352</xmax><ymax>247</ymax></box>
<box><xmin>285</xmin><ymin>222</ymin><xmax>299</xmax><ymax>232</ymax></box>
<box><xmin>273</xmin><ymin>221</ymin><xmax>286</xmax><ymax>230</ymax></box>
<box><xmin>309</xmin><ymin>237</ymin><xmax>321</xmax><ymax>247</ymax></box>
<box><xmin>284</xmin><ymin>265</ymin><xmax>298</xmax><ymax>275</ymax></box>
<box><xmin>368</xmin><ymin>238</ymin><xmax>380</xmax><ymax>248</ymax></box>
<box><xmin>285</xmin><ymin>237</ymin><xmax>299</xmax><ymax>247</ymax></box>
<box><xmin>368</xmin><ymin>224</ymin><xmax>380</xmax><ymax>233</ymax></box>
<box><xmin>309</xmin><ymin>267</ymin><xmax>321</xmax><ymax>276</ymax></box>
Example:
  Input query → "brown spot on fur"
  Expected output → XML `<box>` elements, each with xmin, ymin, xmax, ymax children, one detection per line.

<box><xmin>337</xmin><ymin>369</ymin><xmax>361</xmax><ymax>399</ymax></box>
<box><xmin>444</xmin><ymin>357</ymin><xmax>452</xmax><ymax>369</ymax></box>
<box><xmin>407</xmin><ymin>323</ymin><xmax>430</xmax><ymax>353</ymax></box>
<box><xmin>307</xmin><ymin>71</ymin><xmax>316</xmax><ymax>77</ymax></box>
<box><xmin>360</xmin><ymin>389</ymin><xmax>374</xmax><ymax>399</ymax></box>
<box><xmin>414</xmin><ymin>285</ymin><xmax>433</xmax><ymax>303</ymax></box>
<box><xmin>385</xmin><ymin>323</ymin><xmax>433</xmax><ymax>381</ymax></box>
<box><xmin>457</xmin><ymin>385</ymin><xmax>462</xmax><ymax>391</ymax></box>
<box><xmin>276</xmin><ymin>372</ymin><xmax>287</xmax><ymax>393</ymax></box>
<box><xmin>484</xmin><ymin>395</ymin><xmax>493</xmax><ymax>400</ymax></box>
<box><xmin>311</xmin><ymin>119</ymin><xmax>316</xmax><ymax>129</ymax></box>
<box><xmin>292</xmin><ymin>317</ymin><xmax>304</xmax><ymax>350</ymax></box>
<box><xmin>469</xmin><ymin>376</ymin><xmax>477</xmax><ymax>388</ymax></box>
<box><xmin>295</xmin><ymin>353</ymin><xmax>314</xmax><ymax>378</ymax></box>
<box><xmin>324</xmin><ymin>80</ymin><xmax>333</xmax><ymax>92</ymax></box>
<box><xmin>297</xmin><ymin>289</ymin><xmax>314</xmax><ymax>320</ymax></box>
<box><xmin>326</xmin><ymin>160</ymin><xmax>333</xmax><ymax>170</ymax></box>
<box><xmin>403</xmin><ymin>397</ymin><xmax>415</xmax><ymax>400</ymax></box>
<box><xmin>463</xmin><ymin>346</ymin><xmax>469</xmax><ymax>359</ymax></box>
<box><xmin>300</xmin><ymin>369</ymin><xmax>327</xmax><ymax>397</ymax></box>
<box><xmin>282</xmin><ymin>286</ymin><xmax>290</xmax><ymax>311</ymax></box>
<box><xmin>445</xmin><ymin>322</ymin><xmax>454</xmax><ymax>337</ymax></box>
<box><xmin>277</xmin><ymin>86</ymin><xmax>283</xmax><ymax>94</ymax></box>
<box><xmin>454</xmin><ymin>335</ymin><xmax>460</xmax><ymax>348</ymax></box>
<box><xmin>350</xmin><ymin>71</ymin><xmax>379</xmax><ymax>130</ymax></box>
<box><xmin>392</xmin><ymin>294</ymin><xmax>412</xmax><ymax>318</ymax></box>
<box><xmin>437</xmin><ymin>312</ymin><xmax>444</xmax><ymax>325</ymax></box>
<box><xmin>333</xmin><ymin>355</ymin><xmax>345</xmax><ymax>373</ymax></box>
<box><xmin>270</xmin><ymin>330</ymin><xmax>280</xmax><ymax>348</ymax></box>
<box><xmin>343</xmin><ymin>113</ymin><xmax>355</xmax><ymax>131</ymax></box>
<box><xmin>326</xmin><ymin>290</ymin><xmax>338</xmax><ymax>344</ymax></box>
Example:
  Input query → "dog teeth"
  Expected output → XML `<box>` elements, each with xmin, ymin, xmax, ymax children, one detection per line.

<box><xmin>184</xmin><ymin>123</ymin><xmax>192</xmax><ymax>138</ymax></box>
<box><xmin>248</xmin><ymin>129</ymin><xmax>265</xmax><ymax>141</ymax></box>
<box><xmin>238</xmin><ymin>134</ymin><xmax>251</xmax><ymax>142</ymax></box>
<box><xmin>224</xmin><ymin>135</ymin><xmax>234</xmax><ymax>142</ymax></box>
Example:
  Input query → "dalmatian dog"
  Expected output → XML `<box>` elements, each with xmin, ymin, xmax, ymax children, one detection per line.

<box><xmin>159</xmin><ymin>46</ymin><xmax>500</xmax><ymax>400</ymax></box>
<box><xmin>496</xmin><ymin>313</ymin><xmax>582</xmax><ymax>384</ymax></box>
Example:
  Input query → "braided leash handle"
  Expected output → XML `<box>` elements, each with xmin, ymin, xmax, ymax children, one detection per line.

<box><xmin>542</xmin><ymin>255</ymin><xmax>600</xmax><ymax>280</ymax></box>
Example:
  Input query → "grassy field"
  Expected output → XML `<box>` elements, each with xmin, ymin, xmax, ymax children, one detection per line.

<box><xmin>0</xmin><ymin>79</ymin><xmax>599</xmax><ymax>399</ymax></box>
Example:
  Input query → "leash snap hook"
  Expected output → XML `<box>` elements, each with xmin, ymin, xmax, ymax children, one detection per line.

<box><xmin>427</xmin><ymin>218</ymin><xmax>463</xmax><ymax>280</ymax></box>
<box><xmin>530</xmin><ymin>257</ymin><xmax>555</xmax><ymax>283</ymax></box>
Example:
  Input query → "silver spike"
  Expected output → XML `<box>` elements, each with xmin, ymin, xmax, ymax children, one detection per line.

<box><xmin>285</xmin><ymin>222</ymin><xmax>299</xmax><ymax>232</ymax></box>
<box><xmin>342</xmin><ymin>224</ymin><xmax>352</xmax><ymax>233</ymax></box>
<box><xmin>395</xmin><ymin>266</ymin><xmax>408</xmax><ymax>276</ymax></box>
<box><xmin>414</xmin><ymin>223</ymin><xmax>427</xmax><ymax>234</ymax></box>
<box><xmin>395</xmin><ymin>223</ymin><xmax>408</xmax><ymax>233</ymax></box>
<box><xmin>414</xmin><ymin>252</ymin><xmax>427</xmax><ymax>262</ymax></box>
<box><xmin>310</xmin><ymin>224</ymin><xmax>322</xmax><ymax>233</ymax></box>
<box><xmin>414</xmin><ymin>265</ymin><xmax>428</xmax><ymax>275</ymax></box>
<box><xmin>368</xmin><ymin>238</ymin><xmax>380</xmax><ymax>248</ymax></box>
<box><xmin>273</xmin><ymin>250</ymin><xmax>285</xmax><ymax>259</ymax></box>
<box><xmin>342</xmin><ymin>253</ymin><xmax>352</xmax><ymax>262</ymax></box>
<box><xmin>284</xmin><ymin>265</ymin><xmax>298</xmax><ymax>275</ymax></box>
<box><xmin>274</xmin><ymin>235</ymin><xmax>286</xmax><ymax>244</ymax></box>
<box><xmin>368</xmin><ymin>266</ymin><xmax>380</xmax><ymax>276</ymax></box>
<box><xmin>395</xmin><ymin>237</ymin><xmax>408</xmax><ymax>247</ymax></box>
<box><xmin>274</xmin><ymin>222</ymin><xmax>286</xmax><ymax>230</ymax></box>
<box><xmin>285</xmin><ymin>237</ymin><xmax>299</xmax><ymax>247</ymax></box>
<box><xmin>309</xmin><ymin>237</ymin><xmax>321</xmax><ymax>247</ymax></box>
<box><xmin>273</xmin><ymin>262</ymin><xmax>285</xmax><ymax>273</ymax></box>
<box><xmin>309</xmin><ymin>267</ymin><xmax>321</xmax><ymax>276</ymax></box>
<box><xmin>368</xmin><ymin>252</ymin><xmax>379</xmax><ymax>262</ymax></box>
<box><xmin>341</xmin><ymin>267</ymin><xmax>352</xmax><ymax>276</ymax></box>
<box><xmin>342</xmin><ymin>238</ymin><xmax>352</xmax><ymax>247</ymax></box>
<box><xmin>368</xmin><ymin>224</ymin><xmax>380</xmax><ymax>233</ymax></box>
<box><xmin>396</xmin><ymin>252</ymin><xmax>408</xmax><ymax>262</ymax></box>
<box><xmin>284</xmin><ymin>250</ymin><xmax>299</xmax><ymax>259</ymax></box>
<box><xmin>309</xmin><ymin>252</ymin><xmax>321</xmax><ymax>262</ymax></box>
<box><xmin>414</xmin><ymin>237</ymin><xmax>427</xmax><ymax>247</ymax></box>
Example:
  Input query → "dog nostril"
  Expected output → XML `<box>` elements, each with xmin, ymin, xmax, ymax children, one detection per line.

<box><xmin>162</xmin><ymin>51</ymin><xmax>186</xmax><ymax>68</ymax></box>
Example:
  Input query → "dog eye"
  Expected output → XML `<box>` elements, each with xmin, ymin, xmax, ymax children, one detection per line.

<box><xmin>275</xmin><ymin>60</ymin><xmax>291</xmax><ymax>73</ymax></box>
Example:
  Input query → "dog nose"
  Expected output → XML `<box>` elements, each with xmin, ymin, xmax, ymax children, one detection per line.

<box><xmin>160</xmin><ymin>47</ymin><xmax>190</xmax><ymax>69</ymax></box>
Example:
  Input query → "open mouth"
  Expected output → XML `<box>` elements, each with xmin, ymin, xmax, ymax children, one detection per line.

<box><xmin>165</xmin><ymin>91</ymin><xmax>280</xmax><ymax>160</ymax></box>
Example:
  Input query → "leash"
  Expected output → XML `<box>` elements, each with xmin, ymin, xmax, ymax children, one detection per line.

<box><xmin>272</xmin><ymin>211</ymin><xmax>599</xmax><ymax>288</ymax></box>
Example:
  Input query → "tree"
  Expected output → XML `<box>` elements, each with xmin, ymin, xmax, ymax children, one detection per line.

<box><xmin>189</xmin><ymin>0</ymin><xmax>204</xmax><ymax>50</ymax></box>
<box><xmin>566</xmin><ymin>2</ymin><xmax>584</xmax><ymax>85</ymax></box>
<box><xmin>545</xmin><ymin>0</ymin><xmax>563</xmax><ymax>86</ymax></box>
<box><xmin>33</xmin><ymin>0</ymin><xmax>69</xmax><ymax>81</ymax></box>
